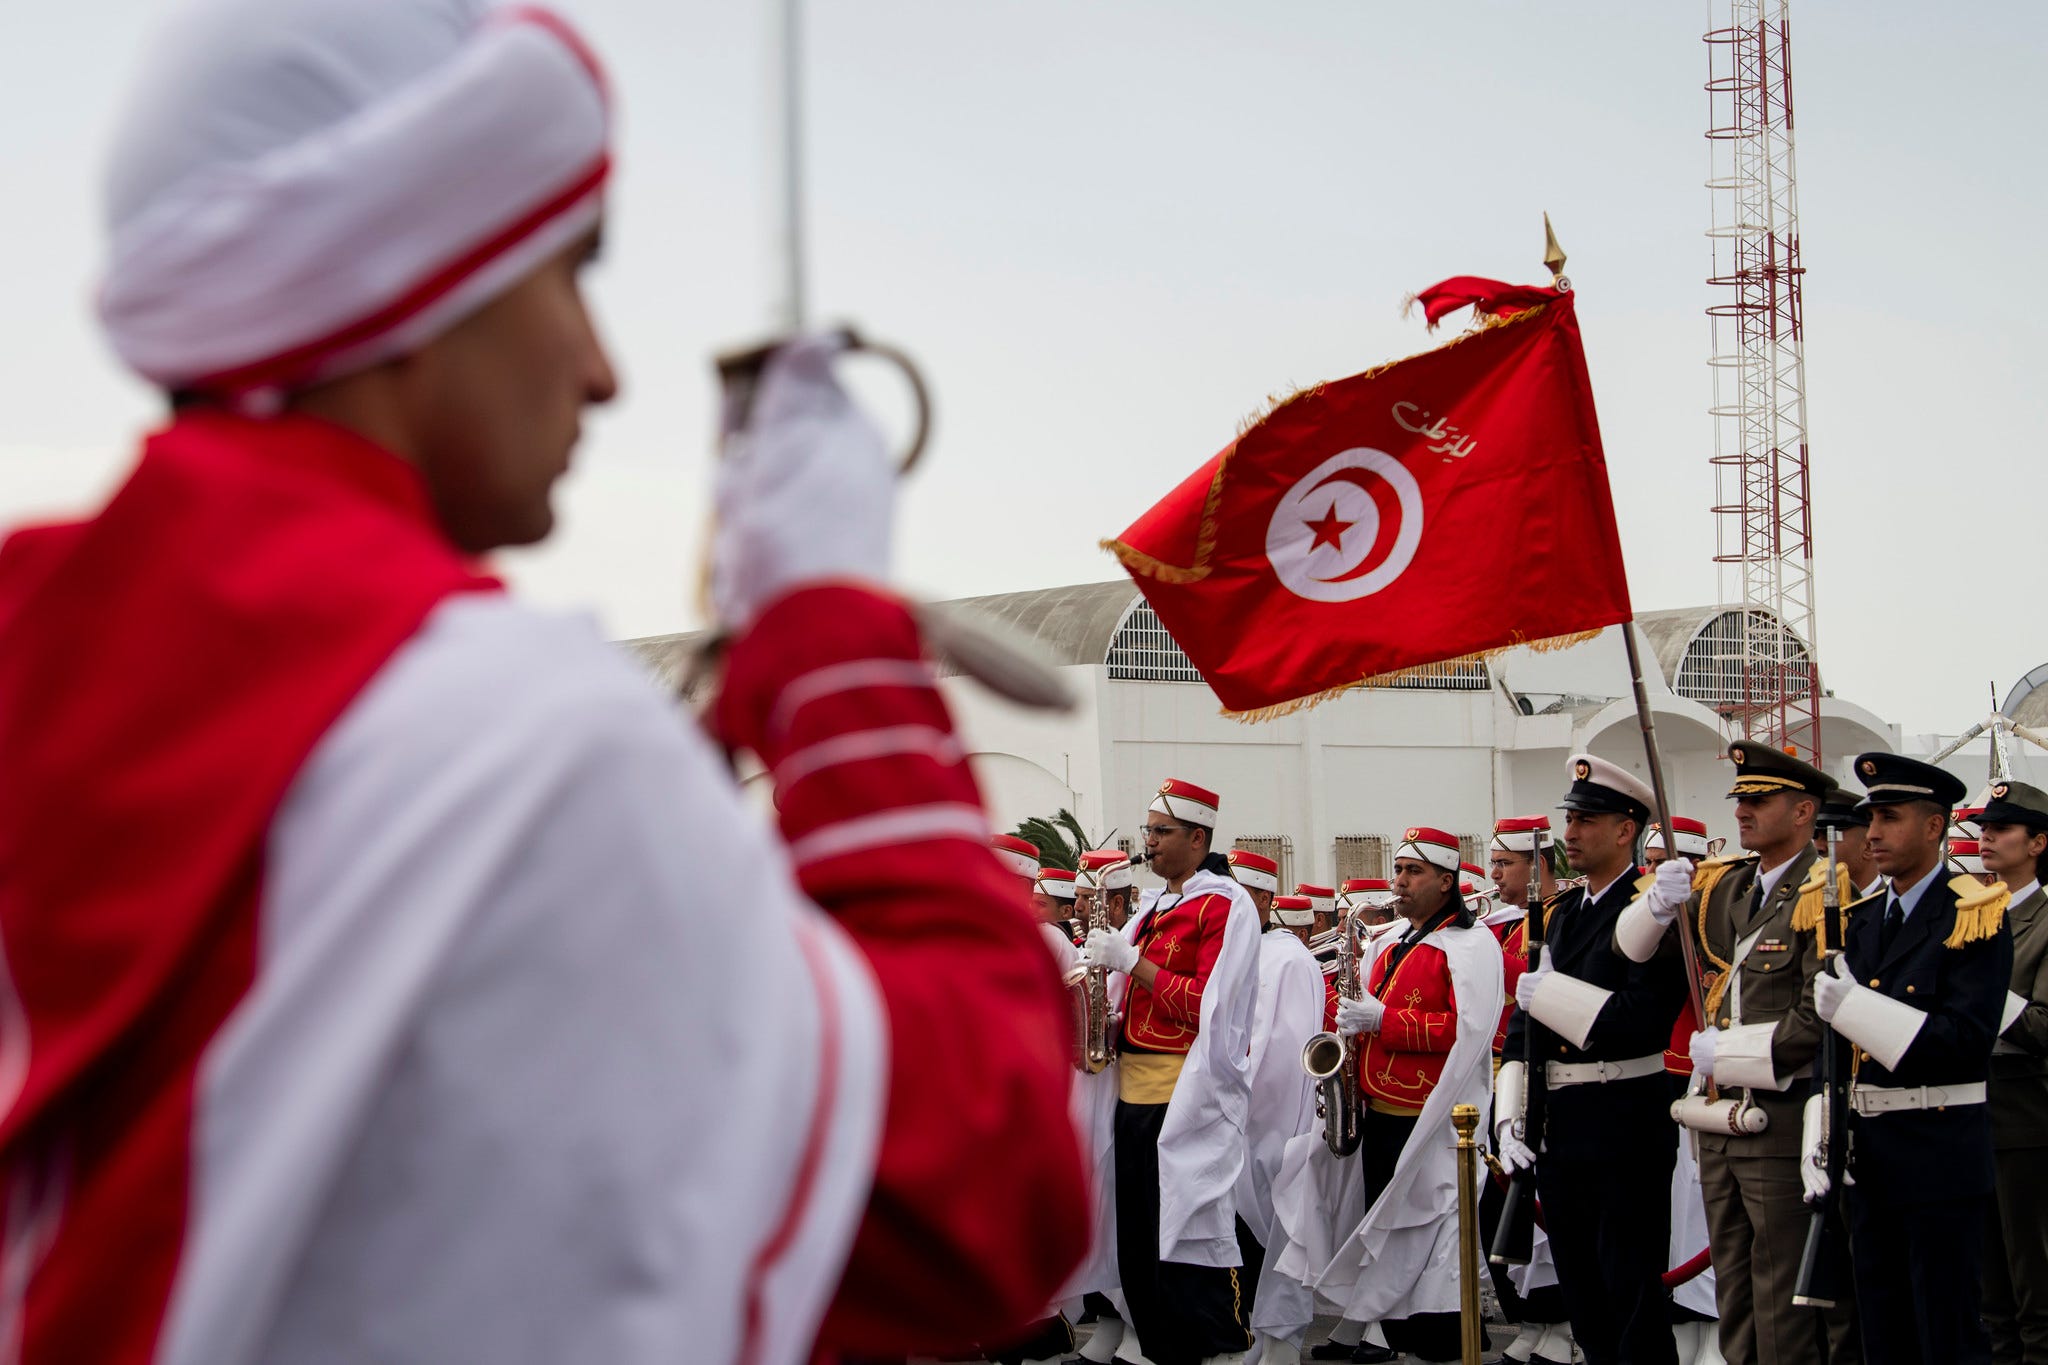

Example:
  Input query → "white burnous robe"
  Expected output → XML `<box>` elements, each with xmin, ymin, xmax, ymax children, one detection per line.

<box><xmin>1271</xmin><ymin>920</ymin><xmax>1504</xmax><ymax>1321</ymax></box>
<box><xmin>160</xmin><ymin>597</ymin><xmax>891</xmax><ymax>1365</ymax></box>
<box><xmin>1235</xmin><ymin>927</ymin><xmax>1324</xmax><ymax>1344</ymax></box>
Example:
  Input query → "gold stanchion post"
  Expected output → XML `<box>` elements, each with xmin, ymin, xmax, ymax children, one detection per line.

<box><xmin>1453</xmin><ymin>1102</ymin><xmax>1483</xmax><ymax>1365</ymax></box>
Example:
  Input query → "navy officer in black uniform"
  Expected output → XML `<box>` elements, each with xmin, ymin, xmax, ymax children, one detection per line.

<box><xmin>1810</xmin><ymin>752</ymin><xmax>2013</xmax><ymax>1365</ymax></box>
<box><xmin>1497</xmin><ymin>753</ymin><xmax>1690</xmax><ymax>1365</ymax></box>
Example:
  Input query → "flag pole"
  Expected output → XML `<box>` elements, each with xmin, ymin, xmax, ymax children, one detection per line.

<box><xmin>1620</xmin><ymin>620</ymin><xmax>1712</xmax><ymax>1032</ymax></box>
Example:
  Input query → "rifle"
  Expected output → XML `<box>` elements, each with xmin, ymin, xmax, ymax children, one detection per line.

<box><xmin>1490</xmin><ymin>835</ymin><xmax>1547</xmax><ymax>1266</ymax></box>
<box><xmin>1792</xmin><ymin>825</ymin><xmax>1850</xmax><ymax>1307</ymax></box>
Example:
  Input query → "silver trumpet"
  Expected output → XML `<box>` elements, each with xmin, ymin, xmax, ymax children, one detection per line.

<box><xmin>1302</xmin><ymin>912</ymin><xmax>1364</xmax><ymax>1157</ymax></box>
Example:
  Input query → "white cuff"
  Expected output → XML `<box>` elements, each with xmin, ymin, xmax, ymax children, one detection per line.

<box><xmin>1614</xmin><ymin>897</ymin><xmax>1668</xmax><ymax>964</ymax></box>
<box><xmin>2003</xmin><ymin>990</ymin><xmax>2029</xmax><ymax>1036</ymax></box>
<box><xmin>1528</xmin><ymin>972</ymin><xmax>1613</xmax><ymax>1051</ymax></box>
<box><xmin>1713</xmin><ymin>1022</ymin><xmax>1791</xmax><ymax>1091</ymax></box>
<box><xmin>1832</xmin><ymin>984</ymin><xmax>1927</xmax><ymax>1072</ymax></box>
<box><xmin>1494</xmin><ymin>1060</ymin><xmax>1527</xmax><ymax>1136</ymax></box>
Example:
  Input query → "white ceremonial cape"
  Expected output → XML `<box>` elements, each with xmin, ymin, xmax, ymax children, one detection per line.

<box><xmin>1143</xmin><ymin>868</ymin><xmax>1263</xmax><ymax>1267</ymax></box>
<box><xmin>1047</xmin><ymin>922</ymin><xmax>1123</xmax><ymax>1307</ymax></box>
<box><xmin>1273</xmin><ymin>920</ymin><xmax>1504</xmax><ymax>1320</ymax></box>
<box><xmin>1236</xmin><ymin>929</ymin><xmax>1324</xmax><ymax>1343</ymax></box>
<box><xmin>1234</xmin><ymin>929</ymin><xmax>1324</xmax><ymax>1238</ymax></box>
<box><xmin>1670</xmin><ymin>1127</ymin><xmax>1718</xmax><ymax>1318</ymax></box>
<box><xmin>155</xmin><ymin>597</ymin><xmax>889</xmax><ymax>1365</ymax></box>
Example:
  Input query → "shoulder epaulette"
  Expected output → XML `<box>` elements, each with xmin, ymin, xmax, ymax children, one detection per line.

<box><xmin>1690</xmin><ymin>854</ymin><xmax>1748</xmax><ymax>906</ymax></box>
<box><xmin>1789</xmin><ymin>861</ymin><xmax>1855</xmax><ymax>948</ymax></box>
<box><xmin>1945</xmin><ymin>877</ymin><xmax>2010</xmax><ymax>949</ymax></box>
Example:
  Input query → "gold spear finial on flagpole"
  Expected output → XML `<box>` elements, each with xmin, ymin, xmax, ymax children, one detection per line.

<box><xmin>1542</xmin><ymin>213</ymin><xmax>1570</xmax><ymax>293</ymax></box>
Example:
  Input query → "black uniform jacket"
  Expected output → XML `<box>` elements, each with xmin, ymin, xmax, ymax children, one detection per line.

<box><xmin>1504</xmin><ymin>873</ymin><xmax>1689</xmax><ymax>1161</ymax></box>
<box><xmin>1839</xmin><ymin>875</ymin><xmax>2013</xmax><ymax>1199</ymax></box>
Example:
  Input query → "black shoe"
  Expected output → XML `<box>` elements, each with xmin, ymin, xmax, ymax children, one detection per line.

<box><xmin>1306</xmin><ymin>1344</ymin><xmax>1358</xmax><ymax>1361</ymax></box>
<box><xmin>1349</xmin><ymin>1346</ymin><xmax>1397</xmax><ymax>1364</ymax></box>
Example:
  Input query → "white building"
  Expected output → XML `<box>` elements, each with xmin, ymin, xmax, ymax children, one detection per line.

<box><xmin>628</xmin><ymin>580</ymin><xmax>1903</xmax><ymax>891</ymax></box>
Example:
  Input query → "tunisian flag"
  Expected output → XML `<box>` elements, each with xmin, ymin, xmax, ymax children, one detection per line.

<box><xmin>1105</xmin><ymin>278</ymin><xmax>1631</xmax><ymax>717</ymax></box>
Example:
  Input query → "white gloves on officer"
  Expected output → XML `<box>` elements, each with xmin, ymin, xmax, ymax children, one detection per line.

<box><xmin>1081</xmin><ymin>927</ymin><xmax>1139</xmax><ymax>976</ymax></box>
<box><xmin>1336</xmin><ymin>994</ymin><xmax>1384</xmax><ymax>1037</ymax></box>
<box><xmin>1515</xmin><ymin>965</ymin><xmax>1550</xmax><ymax>1011</ymax></box>
<box><xmin>711</xmin><ymin>334</ymin><xmax>895</xmax><ymax>629</ymax></box>
<box><xmin>1688</xmin><ymin>1026</ymin><xmax>1720</xmax><ymax>1082</ymax></box>
<box><xmin>1813</xmin><ymin>956</ymin><xmax>1854</xmax><ymax>1023</ymax></box>
<box><xmin>1495</xmin><ymin>1126</ymin><xmax>1538</xmax><ymax>1174</ymax></box>
<box><xmin>1645</xmin><ymin>857</ymin><xmax>1695</xmax><ymax>926</ymax></box>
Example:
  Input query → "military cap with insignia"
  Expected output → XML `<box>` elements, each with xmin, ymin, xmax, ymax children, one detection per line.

<box><xmin>1815</xmin><ymin>779</ymin><xmax>1871</xmax><ymax>831</ymax></box>
<box><xmin>1974</xmin><ymin>778</ymin><xmax>2048</xmax><ymax>831</ymax></box>
<box><xmin>1726</xmin><ymin>740</ymin><xmax>1830</xmax><ymax>799</ymax></box>
<box><xmin>1558</xmin><ymin>751</ymin><xmax>1653</xmax><ymax>824</ymax></box>
<box><xmin>1851</xmin><ymin>751</ymin><xmax>1967</xmax><ymax>810</ymax></box>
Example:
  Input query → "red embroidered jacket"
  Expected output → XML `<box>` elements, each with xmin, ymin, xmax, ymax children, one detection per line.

<box><xmin>1121</xmin><ymin>888</ymin><xmax>1233</xmax><ymax>1054</ymax></box>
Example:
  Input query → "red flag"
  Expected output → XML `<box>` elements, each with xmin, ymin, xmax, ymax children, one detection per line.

<box><xmin>1105</xmin><ymin>280</ymin><xmax>1631</xmax><ymax>717</ymax></box>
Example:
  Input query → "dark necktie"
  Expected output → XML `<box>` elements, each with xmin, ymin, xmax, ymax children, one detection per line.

<box><xmin>1743</xmin><ymin>879</ymin><xmax>1765</xmax><ymax>932</ymax></box>
<box><xmin>1877</xmin><ymin>896</ymin><xmax>1904</xmax><ymax>958</ymax></box>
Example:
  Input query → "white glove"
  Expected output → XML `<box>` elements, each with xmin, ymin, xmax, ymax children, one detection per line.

<box><xmin>1799</xmin><ymin>1093</ymin><xmax>1830</xmax><ymax>1202</ymax></box>
<box><xmin>1813</xmin><ymin>956</ymin><xmax>1853</xmax><ymax>1023</ymax></box>
<box><xmin>1336</xmin><ymin>994</ymin><xmax>1384</xmax><ymax>1037</ymax></box>
<box><xmin>1515</xmin><ymin>965</ymin><xmax>1550</xmax><ymax>1011</ymax></box>
<box><xmin>711</xmin><ymin>334</ymin><xmax>894</xmax><ymax>628</ymax></box>
<box><xmin>1688</xmin><ymin>1026</ymin><xmax>1720</xmax><ymax>1081</ymax></box>
<box><xmin>1082</xmin><ymin>927</ymin><xmax>1139</xmax><ymax>976</ymax></box>
<box><xmin>1495</xmin><ymin>1124</ymin><xmax>1538</xmax><ymax>1174</ymax></box>
<box><xmin>1646</xmin><ymin>857</ymin><xmax>1695</xmax><ymax>925</ymax></box>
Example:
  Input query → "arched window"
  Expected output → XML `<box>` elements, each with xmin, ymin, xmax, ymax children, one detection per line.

<box><xmin>1673</xmin><ymin>610</ymin><xmax>1816</xmax><ymax>707</ymax></box>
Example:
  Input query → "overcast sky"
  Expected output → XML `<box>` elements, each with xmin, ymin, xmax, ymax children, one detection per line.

<box><xmin>3</xmin><ymin>1</ymin><xmax>2042</xmax><ymax>736</ymax></box>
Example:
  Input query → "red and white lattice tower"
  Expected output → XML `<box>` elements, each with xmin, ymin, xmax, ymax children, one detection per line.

<box><xmin>1704</xmin><ymin>1</ymin><xmax>1822</xmax><ymax>761</ymax></box>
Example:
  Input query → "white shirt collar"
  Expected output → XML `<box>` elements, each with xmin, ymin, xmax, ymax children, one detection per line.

<box><xmin>1887</xmin><ymin>862</ymin><xmax>1945</xmax><ymax>920</ymax></box>
<box><xmin>1755</xmin><ymin>857</ymin><xmax>1796</xmax><ymax>902</ymax></box>
<box><xmin>2008</xmin><ymin>879</ymin><xmax>2041</xmax><ymax>906</ymax></box>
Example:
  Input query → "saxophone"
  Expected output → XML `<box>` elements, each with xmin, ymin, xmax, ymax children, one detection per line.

<box><xmin>1301</xmin><ymin>911</ymin><xmax>1363</xmax><ymax>1156</ymax></box>
<box><xmin>1065</xmin><ymin>874</ymin><xmax>1118</xmax><ymax>1074</ymax></box>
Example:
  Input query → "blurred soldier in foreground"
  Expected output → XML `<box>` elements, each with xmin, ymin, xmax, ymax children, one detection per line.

<box><xmin>0</xmin><ymin>2</ymin><xmax>1085</xmax><ymax>1360</ymax></box>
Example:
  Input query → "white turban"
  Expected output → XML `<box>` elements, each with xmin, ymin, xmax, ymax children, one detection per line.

<box><xmin>100</xmin><ymin>0</ymin><xmax>610</xmax><ymax>398</ymax></box>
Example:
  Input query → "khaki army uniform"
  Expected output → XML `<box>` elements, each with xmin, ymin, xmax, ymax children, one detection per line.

<box><xmin>1987</xmin><ymin>879</ymin><xmax>2048</xmax><ymax>1362</ymax></box>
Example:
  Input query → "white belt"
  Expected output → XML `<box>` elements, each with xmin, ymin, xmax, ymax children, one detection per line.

<box><xmin>1546</xmin><ymin>1053</ymin><xmax>1664</xmax><ymax>1087</ymax></box>
<box><xmin>1850</xmin><ymin>1082</ymin><xmax>1987</xmax><ymax>1115</ymax></box>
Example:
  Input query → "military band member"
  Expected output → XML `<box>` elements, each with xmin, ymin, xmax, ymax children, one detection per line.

<box><xmin>1314</xmin><ymin>826</ymin><xmax>1504</xmax><ymax>1365</ymax></box>
<box><xmin>1079</xmin><ymin>849</ymin><xmax>1138</xmax><ymax>931</ymax></box>
<box><xmin>1297</xmin><ymin>883</ymin><xmax>1339</xmax><ymax>938</ymax></box>
<box><xmin>1499</xmin><ymin>754</ymin><xmax>1689</xmax><ymax>1365</ymax></box>
<box><xmin>1272</xmin><ymin>895</ymin><xmax>1318</xmax><ymax>947</ymax></box>
<box><xmin>1614</xmin><ymin>742</ymin><xmax>1858</xmax><ymax>1365</ymax></box>
<box><xmin>1038</xmin><ymin>865</ymin><xmax>1081</xmax><ymax>939</ymax></box>
<box><xmin>1644</xmin><ymin>816</ymin><xmax>1715</xmax><ymax>869</ymax></box>
<box><xmin>1231</xmin><ymin>869</ymin><xmax>1327</xmax><ymax>1365</ymax></box>
<box><xmin>1814</xmin><ymin>790</ymin><xmax>1882</xmax><ymax>901</ymax></box>
<box><xmin>1483</xmin><ymin>815</ymin><xmax>1577</xmax><ymax>1365</ymax></box>
<box><xmin>1808</xmin><ymin>754</ymin><xmax>2013</xmax><ymax>1365</ymax></box>
<box><xmin>1077</xmin><ymin>779</ymin><xmax>1262</xmax><ymax>1365</ymax></box>
<box><xmin>1972</xmin><ymin>779</ymin><xmax>2048</xmax><ymax>1364</ymax></box>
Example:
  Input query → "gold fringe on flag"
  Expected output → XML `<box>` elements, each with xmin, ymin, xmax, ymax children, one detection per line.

<box><xmin>1944</xmin><ymin>877</ymin><xmax>2010</xmax><ymax>949</ymax></box>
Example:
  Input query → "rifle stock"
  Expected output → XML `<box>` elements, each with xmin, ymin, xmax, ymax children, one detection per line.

<box><xmin>1793</xmin><ymin>828</ymin><xmax>1851</xmax><ymax>1307</ymax></box>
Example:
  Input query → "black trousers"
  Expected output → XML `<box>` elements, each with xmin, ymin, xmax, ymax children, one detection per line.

<box><xmin>1848</xmin><ymin>1177</ymin><xmax>1990</xmax><ymax>1365</ymax></box>
<box><xmin>1358</xmin><ymin>1106</ymin><xmax>1462</xmax><ymax>1362</ymax></box>
<box><xmin>1114</xmin><ymin>1100</ymin><xmax>1253</xmax><ymax>1365</ymax></box>
<box><xmin>1536</xmin><ymin>1143</ymin><xmax>1678</xmax><ymax>1365</ymax></box>
<box><xmin>985</xmin><ymin>1314</ymin><xmax>1075</xmax><ymax>1365</ymax></box>
<box><xmin>1480</xmin><ymin>1155</ymin><xmax>1571</xmax><ymax>1326</ymax></box>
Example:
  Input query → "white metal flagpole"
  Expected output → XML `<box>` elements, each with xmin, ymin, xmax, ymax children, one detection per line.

<box><xmin>773</xmin><ymin>0</ymin><xmax>808</xmax><ymax>332</ymax></box>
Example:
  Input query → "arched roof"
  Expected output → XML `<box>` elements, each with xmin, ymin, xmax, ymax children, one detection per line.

<box><xmin>2007</xmin><ymin>663</ymin><xmax>2048</xmax><ymax>729</ymax></box>
<box><xmin>1637</xmin><ymin>605</ymin><xmax>1819</xmax><ymax>705</ymax></box>
<box><xmin>937</xmin><ymin>580</ymin><xmax>1138</xmax><ymax>667</ymax></box>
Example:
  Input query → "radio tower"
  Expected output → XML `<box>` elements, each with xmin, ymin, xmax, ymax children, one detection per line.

<box><xmin>1704</xmin><ymin>1</ymin><xmax>1821</xmax><ymax>761</ymax></box>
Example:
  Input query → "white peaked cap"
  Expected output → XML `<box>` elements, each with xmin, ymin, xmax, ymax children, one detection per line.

<box><xmin>100</xmin><ymin>0</ymin><xmax>610</xmax><ymax>398</ymax></box>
